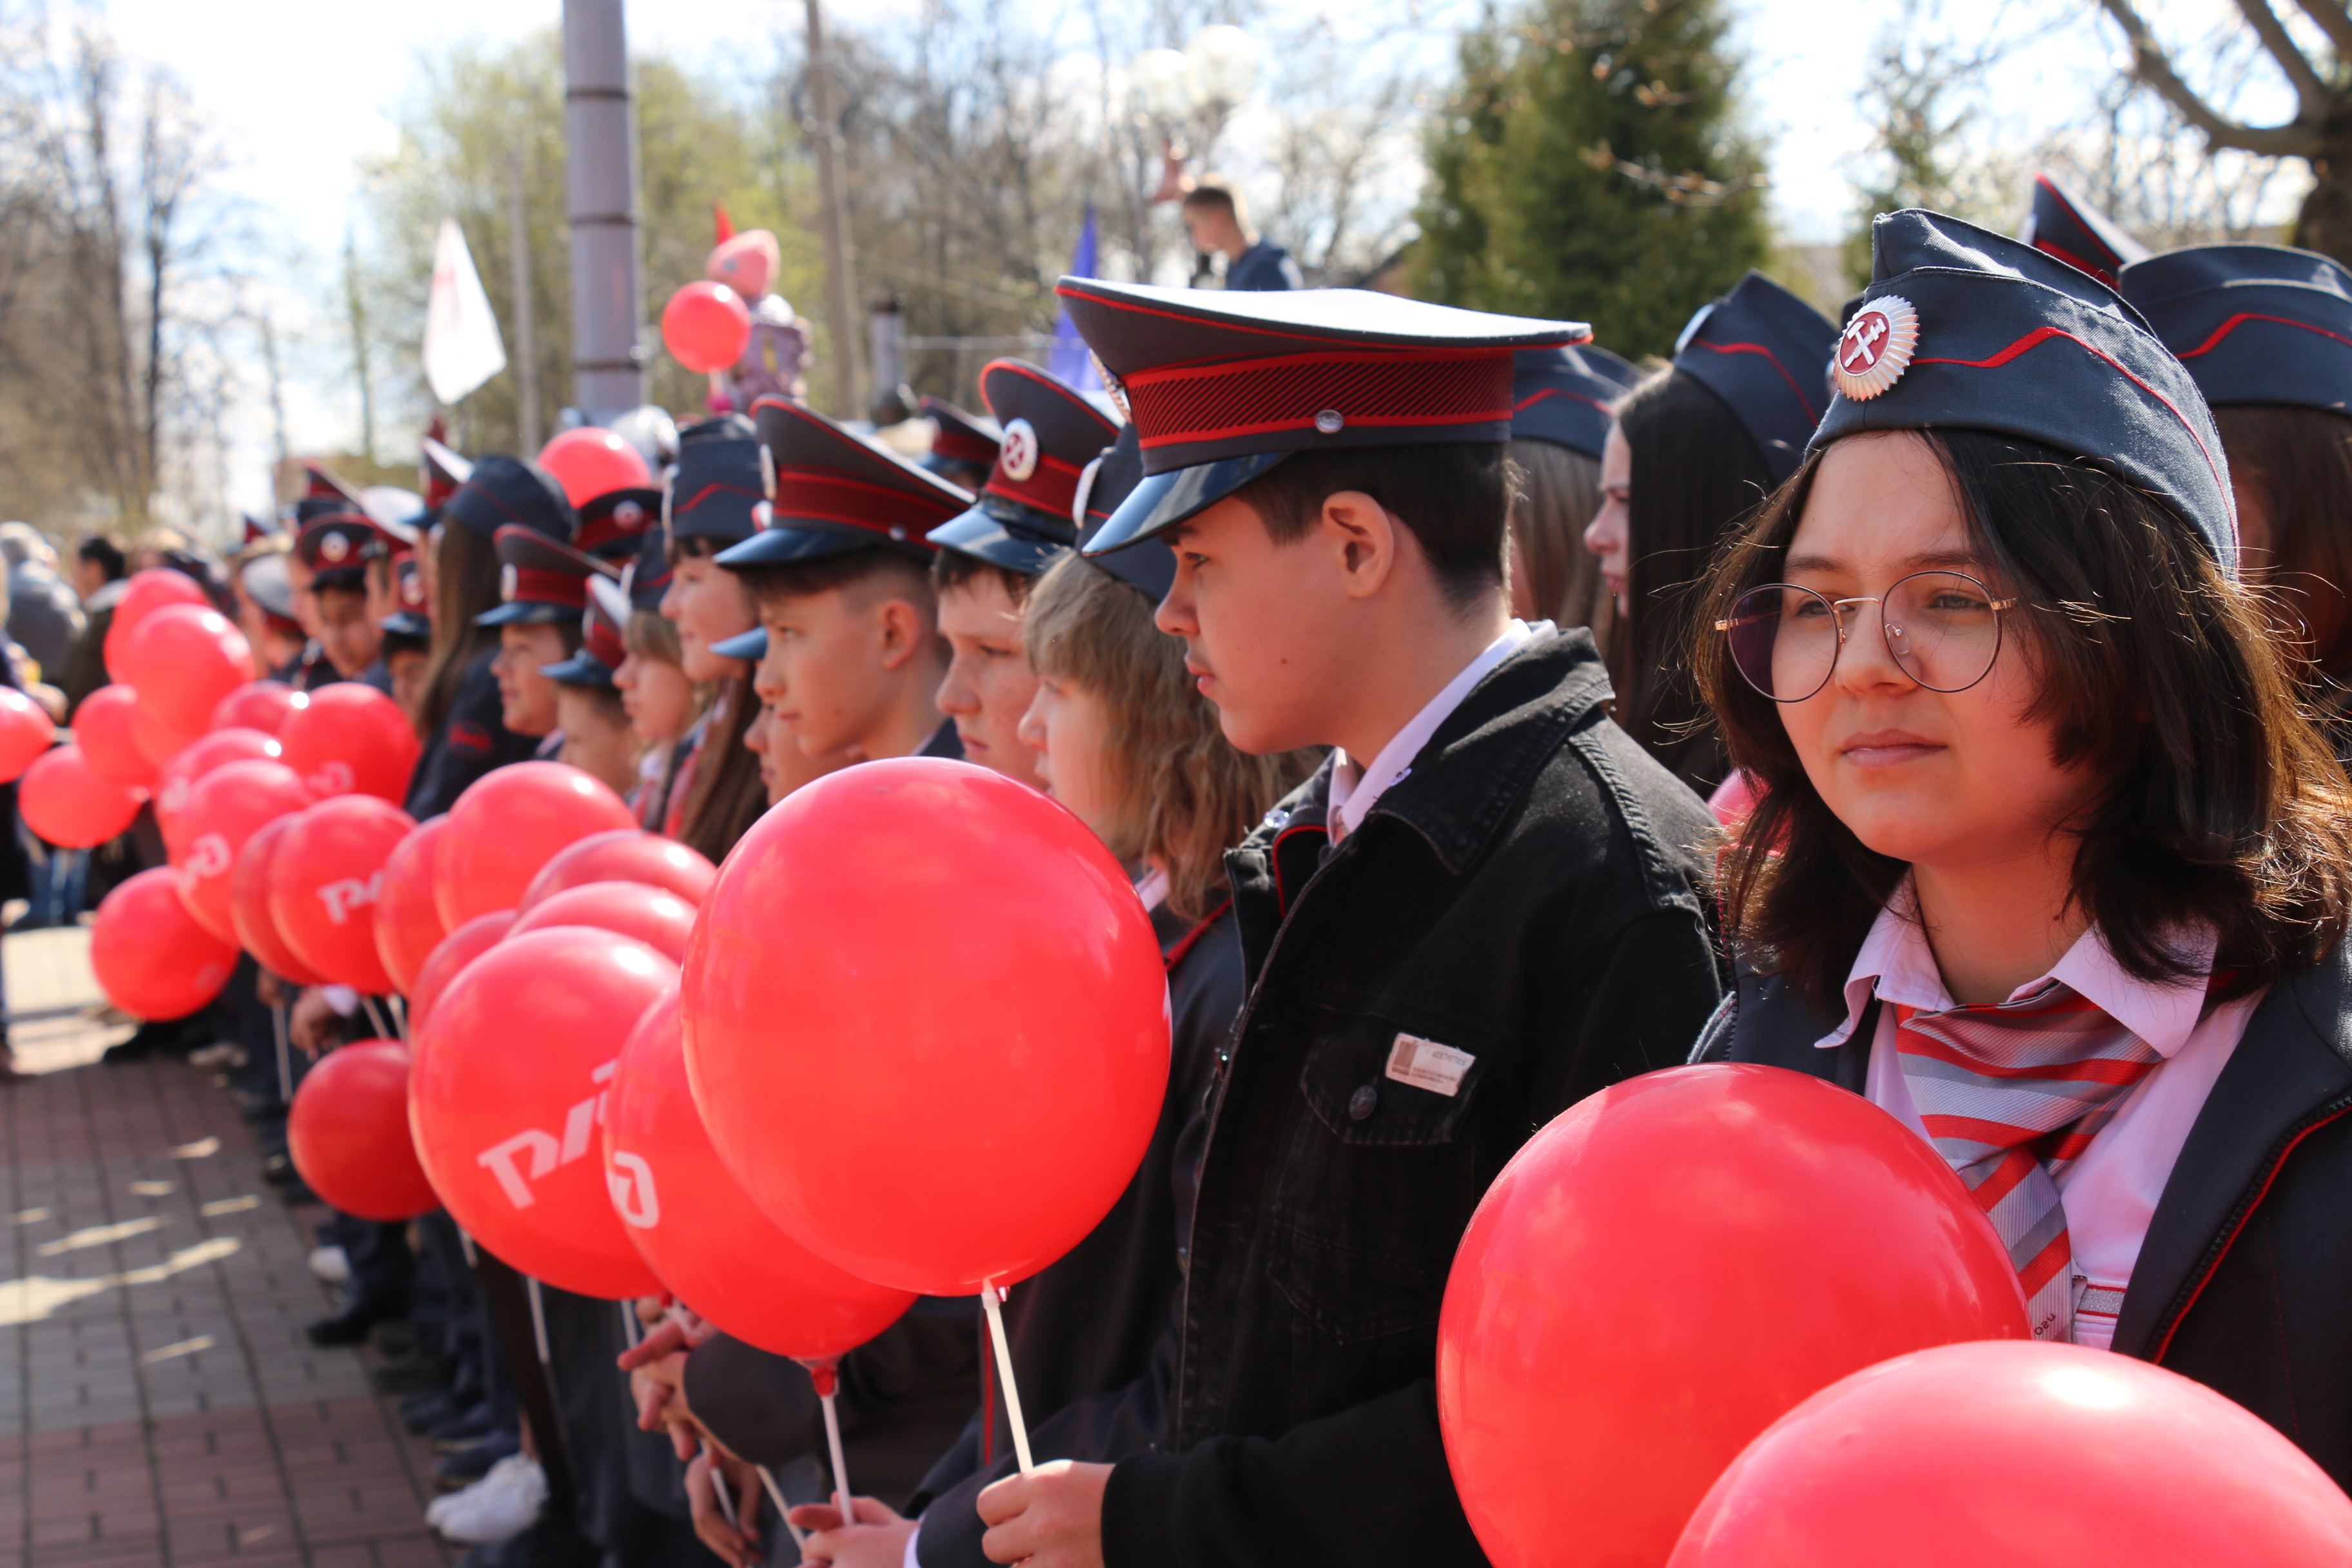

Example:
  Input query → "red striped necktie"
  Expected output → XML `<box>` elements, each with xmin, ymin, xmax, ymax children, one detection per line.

<box><xmin>1894</xmin><ymin>979</ymin><xmax>2162</xmax><ymax>1343</ymax></box>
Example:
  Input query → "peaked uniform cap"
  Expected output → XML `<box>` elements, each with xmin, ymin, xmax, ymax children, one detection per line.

<box><xmin>240</xmin><ymin>552</ymin><xmax>300</xmax><ymax>627</ymax></box>
<box><xmin>710</xmin><ymin>625</ymin><xmax>768</xmax><ymax>662</ymax></box>
<box><xmin>1816</xmin><ymin>208</ymin><xmax>2236</xmax><ymax>574</ymax></box>
<box><xmin>1061</xmin><ymin>279</ymin><xmax>1587</xmax><ymax>552</ymax></box>
<box><xmin>1511</xmin><ymin>344</ymin><xmax>1642</xmax><ymax>458</ymax></box>
<box><xmin>420</xmin><ymin>435</ymin><xmax>473</xmax><ymax>508</ymax></box>
<box><xmin>2023</xmin><ymin>172</ymin><xmax>2150</xmax><ymax>290</ymax></box>
<box><xmin>1671</xmin><ymin>271</ymin><xmax>1838</xmax><ymax>484</ymax></box>
<box><xmin>576</xmin><ymin>487</ymin><xmax>665</xmax><ymax>562</ymax></box>
<box><xmin>477</xmin><ymin>525</ymin><xmax>618</xmax><ymax>627</ymax></box>
<box><xmin>444</xmin><ymin>454</ymin><xmax>580</xmax><ymax>545</ymax></box>
<box><xmin>293</xmin><ymin>512</ymin><xmax>393</xmax><ymax>589</ymax></box>
<box><xmin>615</xmin><ymin>526</ymin><xmax>674</xmax><ymax>614</ymax></box>
<box><xmin>921</xmin><ymin>397</ymin><xmax>1003</xmax><ymax>475</ymax></box>
<box><xmin>715</xmin><ymin>396</ymin><xmax>970</xmax><ymax>569</ymax></box>
<box><xmin>380</xmin><ymin>553</ymin><xmax>431</xmax><ymax>647</ymax></box>
<box><xmin>2117</xmin><ymin>243</ymin><xmax>2352</xmax><ymax>416</ymax></box>
<box><xmin>664</xmin><ymin>415</ymin><xmax>769</xmax><ymax>548</ymax></box>
<box><xmin>928</xmin><ymin>360</ymin><xmax>1121</xmax><ymax>577</ymax></box>
<box><xmin>1072</xmin><ymin>426</ymin><xmax>1172</xmax><ymax>601</ymax></box>
<box><xmin>542</xmin><ymin>594</ymin><xmax>627</xmax><ymax>689</ymax></box>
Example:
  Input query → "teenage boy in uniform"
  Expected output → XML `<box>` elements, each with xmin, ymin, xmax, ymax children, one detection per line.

<box><xmin>975</xmin><ymin>284</ymin><xmax>1727</xmax><ymax>1565</ymax></box>
<box><xmin>926</xmin><ymin>360</ymin><xmax>1119</xmax><ymax>787</ymax></box>
<box><xmin>291</xmin><ymin>511</ymin><xmax>393</xmax><ymax>689</ymax></box>
<box><xmin>711</xmin><ymin>397</ymin><xmax>971</xmax><ymax>763</ymax></box>
<box><xmin>478</xmin><ymin>525</ymin><xmax>615</xmax><ymax>748</ymax></box>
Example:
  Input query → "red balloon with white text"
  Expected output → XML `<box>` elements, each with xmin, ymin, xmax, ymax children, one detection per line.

<box><xmin>375</xmin><ymin>817</ymin><xmax>451</xmax><ymax>998</ymax></box>
<box><xmin>277</xmin><ymin>683</ymin><xmax>420</xmax><ymax>803</ymax></box>
<box><xmin>268</xmin><ymin>796</ymin><xmax>416</xmax><ymax>993</ymax></box>
<box><xmin>232</xmin><ymin>814</ymin><xmax>328</xmax><ymax>986</ymax></box>
<box><xmin>155</xmin><ymin>727</ymin><xmax>281</xmax><ymax>857</ymax></box>
<box><xmin>172</xmin><ymin>759</ymin><xmax>313</xmax><ymax>943</ymax></box>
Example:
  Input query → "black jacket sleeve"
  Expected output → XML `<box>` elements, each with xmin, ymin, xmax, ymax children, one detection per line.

<box><xmin>404</xmin><ymin>649</ymin><xmax>537</xmax><ymax>818</ymax></box>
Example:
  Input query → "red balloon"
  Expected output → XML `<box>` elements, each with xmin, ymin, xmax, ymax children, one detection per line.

<box><xmin>278</xmin><ymin>683</ymin><xmax>420</xmax><ymax>803</ymax></box>
<box><xmin>231</xmin><ymin>814</ymin><xmax>328</xmax><ymax>986</ymax></box>
<box><xmin>73</xmin><ymin>685</ymin><xmax>153</xmax><ymax>789</ymax></box>
<box><xmin>538</xmin><ymin>427</ymin><xmax>654</xmax><ymax>508</ymax></box>
<box><xmin>410</xmin><ymin>927</ymin><xmax>674</xmax><ymax>1298</ymax></box>
<box><xmin>268</xmin><ymin>796</ymin><xmax>416</xmax><ymax>992</ymax></box>
<box><xmin>0</xmin><ymin>687</ymin><xmax>54</xmax><ymax>783</ymax></box>
<box><xmin>131</xmin><ymin>702</ymin><xmax>203</xmax><ymax>770</ymax></box>
<box><xmin>1436</xmin><ymin>1063</ymin><xmax>2031</xmax><ymax>1568</ymax></box>
<box><xmin>1671</xmin><ymin>1341</ymin><xmax>2352</xmax><ymax>1567</ymax></box>
<box><xmin>289</xmin><ymin>1041</ymin><xmax>440</xmax><ymax>1222</ymax></box>
<box><xmin>102</xmin><ymin>568</ymin><xmax>212</xmax><ymax>680</ymax></box>
<box><xmin>90</xmin><ymin>866</ymin><xmax>238</xmax><ymax>1020</ymax></box>
<box><xmin>155</xmin><ymin>727</ymin><xmax>282</xmax><ymax>855</ymax></box>
<box><xmin>607</xmin><ymin>991</ymin><xmax>914</xmax><ymax>1357</ymax></box>
<box><xmin>173</xmin><ymin>759</ymin><xmax>315</xmax><ymax>941</ymax></box>
<box><xmin>375</xmin><ymin>817</ymin><xmax>451</xmax><ymax>997</ymax></box>
<box><xmin>210</xmin><ymin>680</ymin><xmax>304</xmax><ymax>736</ymax></box>
<box><xmin>682</xmin><ymin>758</ymin><xmax>1169</xmax><ymax>1296</ymax></box>
<box><xmin>408</xmin><ymin>910</ymin><xmax>518</xmax><ymax>1039</ymax></box>
<box><xmin>436</xmin><ymin>761</ymin><xmax>636</xmax><ymax>930</ymax></box>
<box><xmin>509</xmin><ymin>881</ymin><xmax>698</xmax><ymax>963</ymax></box>
<box><xmin>661</xmin><ymin>280</ymin><xmax>752</xmax><ymax>373</ymax></box>
<box><xmin>19</xmin><ymin>744</ymin><xmax>143</xmax><ymax>849</ymax></box>
<box><xmin>121</xmin><ymin>604</ymin><xmax>253</xmax><ymax>734</ymax></box>
<box><xmin>520</xmin><ymin>829</ymin><xmax>718</xmax><ymax>911</ymax></box>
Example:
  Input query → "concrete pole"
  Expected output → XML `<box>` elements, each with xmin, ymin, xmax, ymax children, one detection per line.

<box><xmin>805</xmin><ymin>0</ymin><xmax>863</xmax><ymax>419</ymax></box>
<box><xmin>506</xmin><ymin>149</ymin><xmax>541</xmax><ymax>452</ymax></box>
<box><xmin>564</xmin><ymin>0</ymin><xmax>644</xmax><ymax>423</ymax></box>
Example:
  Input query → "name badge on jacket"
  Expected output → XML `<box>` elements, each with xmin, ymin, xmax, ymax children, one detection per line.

<box><xmin>1386</xmin><ymin>1033</ymin><xmax>1476</xmax><ymax>1097</ymax></box>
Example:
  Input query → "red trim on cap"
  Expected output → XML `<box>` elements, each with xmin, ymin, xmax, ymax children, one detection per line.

<box><xmin>673</xmin><ymin>482</ymin><xmax>764</xmax><ymax>516</ymax></box>
<box><xmin>772</xmin><ymin>467</ymin><xmax>961</xmax><ymax>539</ymax></box>
<box><xmin>1914</xmin><ymin>326</ymin><xmax>2228</xmax><ymax>513</ymax></box>
<box><xmin>508</xmin><ymin>567</ymin><xmax>589</xmax><ymax>609</ymax></box>
<box><xmin>2177</xmin><ymin>310</ymin><xmax>2352</xmax><ymax>358</ymax></box>
<box><xmin>1683</xmin><ymin>338</ymin><xmax>1822</xmax><ymax>421</ymax></box>
<box><xmin>983</xmin><ymin>449</ymin><xmax>1087</xmax><ymax>520</ymax></box>
<box><xmin>932</xmin><ymin>427</ymin><xmax>1000</xmax><ymax>466</ymax></box>
<box><xmin>585</xmin><ymin>619</ymin><xmax>627</xmax><ymax>667</ymax></box>
<box><xmin>2031</xmin><ymin>236</ymin><xmax>2120</xmax><ymax>289</ymax></box>
<box><xmin>1124</xmin><ymin>349</ymin><xmax>1511</xmax><ymax>449</ymax></box>
<box><xmin>1513</xmin><ymin>387</ymin><xmax>1614</xmax><ymax>415</ymax></box>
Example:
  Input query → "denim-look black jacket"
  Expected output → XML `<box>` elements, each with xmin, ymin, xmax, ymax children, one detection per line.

<box><xmin>1101</xmin><ymin>630</ymin><xmax>1727</xmax><ymax>1568</ymax></box>
<box><xmin>1698</xmin><ymin>939</ymin><xmax>2352</xmax><ymax>1491</ymax></box>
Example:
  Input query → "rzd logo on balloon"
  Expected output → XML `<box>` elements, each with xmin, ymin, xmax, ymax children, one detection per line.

<box><xmin>181</xmin><ymin>832</ymin><xmax>232</xmax><ymax>883</ymax></box>
<box><xmin>316</xmin><ymin>871</ymin><xmax>385</xmax><ymax>925</ymax></box>
<box><xmin>607</xmin><ymin>1152</ymin><xmax>660</xmax><ymax>1229</ymax></box>
<box><xmin>475</xmin><ymin>1060</ymin><xmax>618</xmax><ymax>1209</ymax></box>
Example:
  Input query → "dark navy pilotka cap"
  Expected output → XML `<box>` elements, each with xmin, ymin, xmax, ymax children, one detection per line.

<box><xmin>1061</xmin><ymin>281</ymin><xmax>1587</xmax><ymax>553</ymax></box>
<box><xmin>1818</xmin><ymin>208</ymin><xmax>2237</xmax><ymax>574</ymax></box>
<box><xmin>1511</xmin><ymin>345</ymin><xmax>1639</xmax><ymax>458</ymax></box>
<box><xmin>442</xmin><ymin>454</ymin><xmax>578</xmax><ymax>545</ymax></box>
<box><xmin>2117</xmin><ymin>244</ymin><xmax>2352</xmax><ymax>416</ymax></box>
<box><xmin>477</xmin><ymin>525</ymin><xmax>618</xmax><ymax>627</ymax></box>
<box><xmin>1672</xmin><ymin>271</ymin><xmax>1838</xmax><ymax>485</ymax></box>
<box><xmin>2022</xmin><ymin>172</ymin><xmax>2149</xmax><ymax>291</ymax></box>
<box><xmin>665</xmin><ymin>414</ymin><xmax>768</xmax><ymax>549</ymax></box>
<box><xmin>928</xmin><ymin>360</ymin><xmax>1121</xmax><ymax>577</ymax></box>
<box><xmin>1072</xmin><ymin>426</ymin><xmax>1171</xmax><ymax>600</ymax></box>
<box><xmin>716</xmin><ymin>396</ymin><xmax>970</xmax><ymax>569</ymax></box>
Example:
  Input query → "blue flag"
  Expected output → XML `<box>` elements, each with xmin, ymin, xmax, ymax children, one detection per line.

<box><xmin>1049</xmin><ymin>205</ymin><xmax>1101</xmax><ymax>391</ymax></box>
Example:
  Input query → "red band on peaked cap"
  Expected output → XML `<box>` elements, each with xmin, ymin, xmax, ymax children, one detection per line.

<box><xmin>507</xmin><ymin>566</ymin><xmax>589</xmax><ymax>609</ymax></box>
<box><xmin>976</xmin><ymin>359</ymin><xmax>1117</xmax><ymax>520</ymax></box>
<box><xmin>584</xmin><ymin>614</ymin><xmax>627</xmax><ymax>668</ymax></box>
<box><xmin>754</xmin><ymin>395</ymin><xmax>972</xmax><ymax>538</ymax></box>
<box><xmin>984</xmin><ymin>451</ymin><xmax>1089</xmax><ymax>520</ymax></box>
<box><xmin>1055</xmin><ymin>279</ymin><xmax>1585</xmax><ymax>475</ymax></box>
<box><xmin>923</xmin><ymin>397</ymin><xmax>1002</xmax><ymax>467</ymax></box>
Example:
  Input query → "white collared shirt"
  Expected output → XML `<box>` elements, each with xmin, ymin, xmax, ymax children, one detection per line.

<box><xmin>1327</xmin><ymin>620</ymin><xmax>1550</xmax><ymax>843</ymax></box>
<box><xmin>1821</xmin><ymin>881</ymin><xmax>2257</xmax><ymax>1349</ymax></box>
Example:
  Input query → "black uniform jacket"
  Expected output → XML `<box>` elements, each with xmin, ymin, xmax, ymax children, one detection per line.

<box><xmin>1101</xmin><ymin>630</ymin><xmax>1726</xmax><ymax>1568</ymax></box>
<box><xmin>1697</xmin><ymin>940</ymin><xmax>2352</xmax><ymax>1491</ymax></box>
<box><xmin>912</xmin><ymin>902</ymin><xmax>1248</xmax><ymax>1567</ymax></box>
<box><xmin>406</xmin><ymin>647</ymin><xmax>538</xmax><ymax>819</ymax></box>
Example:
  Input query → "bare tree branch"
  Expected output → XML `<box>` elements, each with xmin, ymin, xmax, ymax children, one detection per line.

<box><xmin>2237</xmin><ymin>0</ymin><xmax>2331</xmax><ymax>121</ymax></box>
<box><xmin>2290</xmin><ymin>0</ymin><xmax>2352</xmax><ymax>59</ymax></box>
<box><xmin>2096</xmin><ymin>0</ymin><xmax>2322</xmax><ymax>157</ymax></box>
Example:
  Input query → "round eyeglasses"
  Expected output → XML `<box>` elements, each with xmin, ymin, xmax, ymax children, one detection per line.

<box><xmin>1715</xmin><ymin>571</ymin><xmax>2019</xmax><ymax>702</ymax></box>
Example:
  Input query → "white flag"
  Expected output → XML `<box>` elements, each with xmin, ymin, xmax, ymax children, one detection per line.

<box><xmin>422</xmin><ymin>217</ymin><xmax>507</xmax><ymax>406</ymax></box>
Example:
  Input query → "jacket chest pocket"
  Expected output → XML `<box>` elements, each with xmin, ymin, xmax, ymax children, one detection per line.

<box><xmin>1263</xmin><ymin>1011</ymin><xmax>1496</xmax><ymax>1346</ymax></box>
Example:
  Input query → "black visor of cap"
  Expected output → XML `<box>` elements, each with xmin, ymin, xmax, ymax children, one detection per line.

<box><xmin>926</xmin><ymin>489</ymin><xmax>1077</xmax><ymax>579</ymax></box>
<box><xmin>1075</xmin><ymin>427</ymin><xmax>1175</xmax><ymax>602</ymax></box>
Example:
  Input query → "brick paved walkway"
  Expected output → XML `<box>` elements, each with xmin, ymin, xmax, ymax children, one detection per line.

<box><xmin>0</xmin><ymin>962</ymin><xmax>451</xmax><ymax>1567</ymax></box>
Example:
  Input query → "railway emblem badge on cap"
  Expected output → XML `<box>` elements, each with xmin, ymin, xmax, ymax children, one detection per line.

<box><xmin>999</xmin><ymin>419</ymin><xmax>1040</xmax><ymax>482</ymax></box>
<box><xmin>1834</xmin><ymin>295</ymin><xmax>1918</xmax><ymax>402</ymax></box>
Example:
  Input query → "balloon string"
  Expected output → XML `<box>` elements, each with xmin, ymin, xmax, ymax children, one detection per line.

<box><xmin>270</xmin><ymin>1003</ymin><xmax>291</xmax><ymax>1102</ymax></box>
<box><xmin>389</xmin><ymin>994</ymin><xmax>407</xmax><ymax>1041</ymax></box>
<box><xmin>758</xmin><ymin>1465</ymin><xmax>809</xmax><ymax>1553</ymax></box>
<box><xmin>618</xmin><ymin>1300</ymin><xmax>640</xmax><ymax>1349</ymax></box>
<box><xmin>527</xmin><ymin>1277</ymin><xmax>551</xmax><ymax>1365</ymax></box>
<box><xmin>360</xmin><ymin>995</ymin><xmax>393</xmax><ymax>1041</ymax></box>
<box><xmin>707</xmin><ymin>1444</ymin><xmax>741</xmax><ymax>1531</ymax></box>
<box><xmin>817</xmin><ymin>1376</ymin><xmax>856</xmax><ymax>1529</ymax></box>
<box><xmin>978</xmin><ymin>1286</ymin><xmax>1034</xmax><ymax>1475</ymax></box>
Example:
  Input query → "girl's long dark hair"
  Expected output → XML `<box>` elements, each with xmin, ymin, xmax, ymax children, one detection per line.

<box><xmin>1694</xmin><ymin>427</ymin><xmax>2352</xmax><ymax>1017</ymax></box>
<box><xmin>417</xmin><ymin>523</ymin><xmax>504</xmax><ymax>740</ymax></box>
<box><xmin>1616</xmin><ymin>368</ymin><xmax>1778</xmax><ymax>794</ymax></box>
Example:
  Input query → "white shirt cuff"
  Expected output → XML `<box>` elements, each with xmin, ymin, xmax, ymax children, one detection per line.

<box><xmin>321</xmin><ymin>985</ymin><xmax>361</xmax><ymax>1016</ymax></box>
<box><xmin>902</xmin><ymin>1521</ymin><xmax>921</xmax><ymax>1568</ymax></box>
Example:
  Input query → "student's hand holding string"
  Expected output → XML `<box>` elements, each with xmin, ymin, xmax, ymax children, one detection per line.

<box><xmin>789</xmin><ymin>1496</ymin><xmax>913</xmax><ymax>1567</ymax></box>
<box><xmin>975</xmin><ymin>1460</ymin><xmax>1111</xmax><ymax>1568</ymax></box>
<box><xmin>687</xmin><ymin>1447</ymin><xmax>765</xmax><ymax>1568</ymax></box>
<box><xmin>288</xmin><ymin>990</ymin><xmax>337</xmax><ymax>1055</ymax></box>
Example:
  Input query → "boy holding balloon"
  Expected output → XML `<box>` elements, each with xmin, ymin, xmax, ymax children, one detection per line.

<box><xmin>963</xmin><ymin>287</ymin><xmax>1725</xmax><ymax>1565</ymax></box>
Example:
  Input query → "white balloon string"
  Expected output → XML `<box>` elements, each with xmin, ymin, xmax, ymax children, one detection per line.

<box><xmin>758</xmin><ymin>1465</ymin><xmax>810</xmax><ymax>1553</ymax></box>
<box><xmin>979</xmin><ymin>1285</ymin><xmax>1034</xmax><ymax>1475</ymax></box>
<box><xmin>270</xmin><ymin>1003</ymin><xmax>291</xmax><ymax>1101</ymax></box>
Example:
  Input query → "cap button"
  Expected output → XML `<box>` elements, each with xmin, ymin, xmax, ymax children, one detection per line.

<box><xmin>1348</xmin><ymin>1084</ymin><xmax>1378</xmax><ymax>1121</ymax></box>
<box><xmin>1314</xmin><ymin>409</ymin><xmax>1345</xmax><ymax>435</ymax></box>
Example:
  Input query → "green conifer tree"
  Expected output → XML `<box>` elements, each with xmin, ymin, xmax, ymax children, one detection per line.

<box><xmin>1411</xmin><ymin>0</ymin><xmax>1774</xmax><ymax>360</ymax></box>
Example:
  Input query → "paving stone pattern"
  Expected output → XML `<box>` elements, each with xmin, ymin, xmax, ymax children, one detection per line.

<box><xmin>0</xmin><ymin>1049</ymin><xmax>450</xmax><ymax>1567</ymax></box>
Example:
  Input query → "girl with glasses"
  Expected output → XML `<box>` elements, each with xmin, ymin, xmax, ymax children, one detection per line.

<box><xmin>1693</xmin><ymin>210</ymin><xmax>2352</xmax><ymax>1491</ymax></box>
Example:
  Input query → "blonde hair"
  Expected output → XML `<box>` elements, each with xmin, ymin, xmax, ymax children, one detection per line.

<box><xmin>1507</xmin><ymin>438</ymin><xmax>1605</xmax><ymax>629</ymax></box>
<box><xmin>1024</xmin><ymin>554</ymin><xmax>1319</xmax><ymax>922</ymax></box>
<box><xmin>625</xmin><ymin>607</ymin><xmax>684</xmax><ymax>667</ymax></box>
